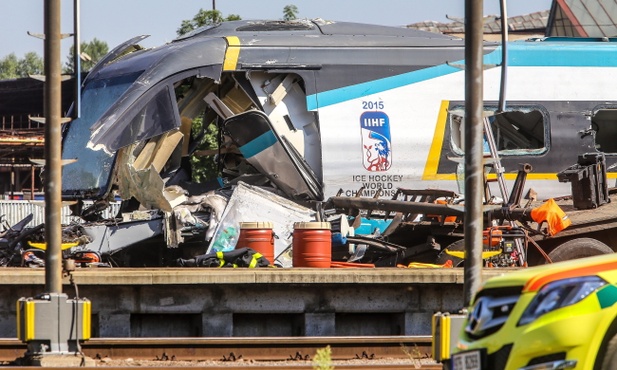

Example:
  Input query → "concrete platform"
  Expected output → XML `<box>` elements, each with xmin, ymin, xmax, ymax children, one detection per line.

<box><xmin>0</xmin><ymin>267</ymin><xmax>515</xmax><ymax>338</ymax></box>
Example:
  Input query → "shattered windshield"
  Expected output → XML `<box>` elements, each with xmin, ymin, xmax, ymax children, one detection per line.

<box><xmin>62</xmin><ymin>72</ymin><xmax>142</xmax><ymax>199</ymax></box>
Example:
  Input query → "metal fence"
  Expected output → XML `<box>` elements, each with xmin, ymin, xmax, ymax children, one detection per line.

<box><xmin>0</xmin><ymin>201</ymin><xmax>122</xmax><ymax>226</ymax></box>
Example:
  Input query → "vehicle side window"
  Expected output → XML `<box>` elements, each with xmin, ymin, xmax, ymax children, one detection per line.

<box><xmin>591</xmin><ymin>108</ymin><xmax>617</xmax><ymax>153</ymax></box>
<box><xmin>448</xmin><ymin>105</ymin><xmax>548</xmax><ymax>156</ymax></box>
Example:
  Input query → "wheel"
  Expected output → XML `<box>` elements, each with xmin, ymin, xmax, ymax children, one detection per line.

<box><xmin>436</xmin><ymin>239</ymin><xmax>465</xmax><ymax>267</ymax></box>
<box><xmin>547</xmin><ymin>238</ymin><xmax>613</xmax><ymax>263</ymax></box>
<box><xmin>599</xmin><ymin>331</ymin><xmax>617</xmax><ymax>370</ymax></box>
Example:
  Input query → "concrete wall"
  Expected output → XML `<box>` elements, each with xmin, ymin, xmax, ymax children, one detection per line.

<box><xmin>0</xmin><ymin>268</ymin><xmax>504</xmax><ymax>338</ymax></box>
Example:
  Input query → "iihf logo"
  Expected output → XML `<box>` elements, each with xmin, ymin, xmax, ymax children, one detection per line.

<box><xmin>360</xmin><ymin>111</ymin><xmax>392</xmax><ymax>172</ymax></box>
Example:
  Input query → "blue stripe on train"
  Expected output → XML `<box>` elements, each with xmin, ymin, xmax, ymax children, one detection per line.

<box><xmin>308</xmin><ymin>41</ymin><xmax>617</xmax><ymax>110</ymax></box>
<box><xmin>238</xmin><ymin>130</ymin><xmax>277</xmax><ymax>158</ymax></box>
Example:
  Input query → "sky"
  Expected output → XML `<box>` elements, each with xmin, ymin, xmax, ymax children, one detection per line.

<box><xmin>0</xmin><ymin>0</ymin><xmax>553</xmax><ymax>59</ymax></box>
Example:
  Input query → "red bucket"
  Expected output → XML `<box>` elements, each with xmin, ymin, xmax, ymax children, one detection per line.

<box><xmin>236</xmin><ymin>222</ymin><xmax>275</xmax><ymax>264</ymax></box>
<box><xmin>292</xmin><ymin>222</ymin><xmax>332</xmax><ymax>268</ymax></box>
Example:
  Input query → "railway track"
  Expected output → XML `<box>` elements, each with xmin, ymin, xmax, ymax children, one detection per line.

<box><xmin>0</xmin><ymin>336</ymin><xmax>442</xmax><ymax>368</ymax></box>
<box><xmin>4</xmin><ymin>362</ymin><xmax>442</xmax><ymax>369</ymax></box>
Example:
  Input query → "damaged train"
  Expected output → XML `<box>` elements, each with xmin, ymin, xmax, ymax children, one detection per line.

<box><xmin>12</xmin><ymin>19</ymin><xmax>617</xmax><ymax>267</ymax></box>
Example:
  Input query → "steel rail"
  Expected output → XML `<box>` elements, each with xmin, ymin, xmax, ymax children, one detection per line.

<box><xmin>131</xmin><ymin>365</ymin><xmax>441</xmax><ymax>369</ymax></box>
<box><xmin>1</xmin><ymin>365</ymin><xmax>443</xmax><ymax>370</ymax></box>
<box><xmin>0</xmin><ymin>336</ymin><xmax>436</xmax><ymax>364</ymax></box>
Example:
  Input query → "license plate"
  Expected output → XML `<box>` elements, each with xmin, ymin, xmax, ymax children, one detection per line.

<box><xmin>451</xmin><ymin>350</ymin><xmax>482</xmax><ymax>370</ymax></box>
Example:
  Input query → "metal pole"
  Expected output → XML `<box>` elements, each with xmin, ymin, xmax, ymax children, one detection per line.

<box><xmin>10</xmin><ymin>168</ymin><xmax>14</xmax><ymax>199</ymax></box>
<box><xmin>44</xmin><ymin>0</ymin><xmax>63</xmax><ymax>294</ymax></box>
<box><xmin>73</xmin><ymin>0</ymin><xmax>81</xmax><ymax>118</ymax></box>
<box><xmin>30</xmin><ymin>165</ymin><xmax>35</xmax><ymax>198</ymax></box>
<box><xmin>498</xmin><ymin>0</ymin><xmax>508</xmax><ymax>112</ymax></box>
<box><xmin>463</xmin><ymin>0</ymin><xmax>484</xmax><ymax>307</ymax></box>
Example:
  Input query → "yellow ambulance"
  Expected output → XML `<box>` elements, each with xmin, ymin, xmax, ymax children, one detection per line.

<box><xmin>450</xmin><ymin>253</ymin><xmax>617</xmax><ymax>370</ymax></box>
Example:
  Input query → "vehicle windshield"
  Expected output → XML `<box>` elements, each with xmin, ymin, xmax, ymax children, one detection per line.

<box><xmin>62</xmin><ymin>72</ymin><xmax>141</xmax><ymax>199</ymax></box>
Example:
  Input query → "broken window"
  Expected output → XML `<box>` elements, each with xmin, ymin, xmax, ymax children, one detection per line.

<box><xmin>62</xmin><ymin>71</ymin><xmax>142</xmax><ymax>199</ymax></box>
<box><xmin>167</xmin><ymin>71</ymin><xmax>323</xmax><ymax>199</ymax></box>
<box><xmin>168</xmin><ymin>73</ymin><xmax>260</xmax><ymax>187</ymax></box>
<box><xmin>107</xmin><ymin>68</ymin><xmax>324</xmax><ymax>206</ymax></box>
<box><xmin>65</xmin><ymin>65</ymin><xmax>324</xmax><ymax>206</ymax></box>
<box><xmin>591</xmin><ymin>108</ymin><xmax>617</xmax><ymax>153</ymax></box>
<box><xmin>112</xmin><ymin>87</ymin><xmax>178</xmax><ymax>152</ymax></box>
<box><xmin>448</xmin><ymin>105</ymin><xmax>548</xmax><ymax>156</ymax></box>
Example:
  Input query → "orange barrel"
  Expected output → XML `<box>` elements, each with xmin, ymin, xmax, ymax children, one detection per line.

<box><xmin>292</xmin><ymin>222</ymin><xmax>332</xmax><ymax>267</ymax></box>
<box><xmin>236</xmin><ymin>222</ymin><xmax>275</xmax><ymax>264</ymax></box>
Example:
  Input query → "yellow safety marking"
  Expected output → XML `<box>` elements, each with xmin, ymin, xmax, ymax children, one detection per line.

<box><xmin>28</xmin><ymin>241</ymin><xmax>79</xmax><ymax>251</ymax></box>
<box><xmin>423</xmin><ymin>100</ymin><xmax>452</xmax><ymax>180</ymax></box>
<box><xmin>223</xmin><ymin>36</ymin><xmax>241</xmax><ymax>71</ymax></box>
<box><xmin>441</xmin><ymin>315</ymin><xmax>451</xmax><ymax>359</ymax></box>
<box><xmin>83</xmin><ymin>300</ymin><xmax>92</xmax><ymax>340</ymax></box>
<box><xmin>18</xmin><ymin>300</ymin><xmax>35</xmax><ymax>342</ymax></box>
<box><xmin>446</xmin><ymin>249</ymin><xmax>503</xmax><ymax>259</ymax></box>
<box><xmin>16</xmin><ymin>301</ymin><xmax>21</xmax><ymax>341</ymax></box>
<box><xmin>446</xmin><ymin>251</ymin><xmax>463</xmax><ymax>258</ymax></box>
<box><xmin>217</xmin><ymin>251</ymin><xmax>225</xmax><ymax>267</ymax></box>
<box><xmin>249</xmin><ymin>253</ymin><xmax>263</xmax><ymax>268</ymax></box>
<box><xmin>431</xmin><ymin>315</ymin><xmax>437</xmax><ymax>360</ymax></box>
<box><xmin>486</xmin><ymin>173</ymin><xmax>561</xmax><ymax>180</ymax></box>
<box><xmin>422</xmin><ymin>100</ymin><xmax>606</xmax><ymax>181</ymax></box>
<box><xmin>26</xmin><ymin>301</ymin><xmax>34</xmax><ymax>341</ymax></box>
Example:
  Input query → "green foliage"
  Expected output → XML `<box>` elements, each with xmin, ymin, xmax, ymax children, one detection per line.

<box><xmin>312</xmin><ymin>345</ymin><xmax>334</xmax><ymax>370</ymax></box>
<box><xmin>177</xmin><ymin>9</ymin><xmax>242</xmax><ymax>36</ymax></box>
<box><xmin>19</xmin><ymin>52</ymin><xmax>44</xmax><ymax>76</ymax></box>
<box><xmin>226</xmin><ymin>14</ymin><xmax>242</xmax><ymax>22</ymax></box>
<box><xmin>0</xmin><ymin>53</ymin><xmax>19</xmax><ymax>79</ymax></box>
<box><xmin>189</xmin><ymin>116</ymin><xmax>220</xmax><ymax>182</ymax></box>
<box><xmin>283</xmin><ymin>5</ymin><xmax>299</xmax><ymax>21</ymax></box>
<box><xmin>0</xmin><ymin>52</ymin><xmax>44</xmax><ymax>79</ymax></box>
<box><xmin>64</xmin><ymin>38</ymin><xmax>110</xmax><ymax>74</ymax></box>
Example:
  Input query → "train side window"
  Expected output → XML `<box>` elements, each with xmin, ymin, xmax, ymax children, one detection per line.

<box><xmin>591</xmin><ymin>109</ymin><xmax>617</xmax><ymax>153</ymax></box>
<box><xmin>448</xmin><ymin>106</ymin><xmax>548</xmax><ymax>156</ymax></box>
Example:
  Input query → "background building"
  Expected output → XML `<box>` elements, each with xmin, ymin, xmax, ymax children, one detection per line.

<box><xmin>406</xmin><ymin>0</ymin><xmax>617</xmax><ymax>39</ymax></box>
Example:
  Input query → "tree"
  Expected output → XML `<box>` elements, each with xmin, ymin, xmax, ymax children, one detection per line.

<box><xmin>64</xmin><ymin>38</ymin><xmax>109</xmax><ymax>74</ymax></box>
<box><xmin>226</xmin><ymin>14</ymin><xmax>242</xmax><ymax>22</ymax></box>
<box><xmin>17</xmin><ymin>52</ymin><xmax>44</xmax><ymax>77</ymax></box>
<box><xmin>176</xmin><ymin>9</ymin><xmax>241</xmax><ymax>36</ymax></box>
<box><xmin>0</xmin><ymin>52</ymin><xmax>44</xmax><ymax>79</ymax></box>
<box><xmin>0</xmin><ymin>54</ymin><xmax>19</xmax><ymax>79</ymax></box>
<box><xmin>283</xmin><ymin>5</ymin><xmax>299</xmax><ymax>21</ymax></box>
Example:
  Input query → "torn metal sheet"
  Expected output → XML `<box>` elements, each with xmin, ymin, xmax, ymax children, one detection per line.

<box><xmin>248</xmin><ymin>72</ymin><xmax>322</xmax><ymax>180</ymax></box>
<box><xmin>80</xmin><ymin>215</ymin><xmax>164</xmax><ymax>256</ymax></box>
<box><xmin>115</xmin><ymin>132</ymin><xmax>186</xmax><ymax>212</ymax></box>
<box><xmin>82</xmin><ymin>35</ymin><xmax>150</xmax><ymax>87</ymax></box>
<box><xmin>207</xmin><ymin>181</ymin><xmax>314</xmax><ymax>267</ymax></box>
<box><xmin>224</xmin><ymin>110</ymin><xmax>323</xmax><ymax>200</ymax></box>
<box><xmin>86</xmin><ymin>38</ymin><xmax>227</xmax><ymax>153</ymax></box>
<box><xmin>116</xmin><ymin>162</ymin><xmax>172</xmax><ymax>212</ymax></box>
<box><xmin>172</xmin><ymin>190</ymin><xmax>229</xmax><ymax>241</ymax></box>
